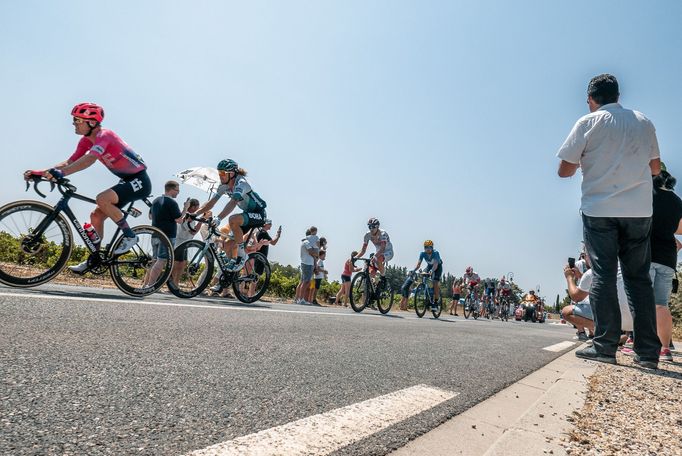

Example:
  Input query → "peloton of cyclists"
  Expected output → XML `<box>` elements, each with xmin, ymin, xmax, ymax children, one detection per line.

<box><xmin>411</xmin><ymin>240</ymin><xmax>443</xmax><ymax>310</ymax></box>
<box><xmin>195</xmin><ymin>159</ymin><xmax>267</xmax><ymax>272</ymax></box>
<box><xmin>355</xmin><ymin>218</ymin><xmax>394</xmax><ymax>284</ymax></box>
<box><xmin>24</xmin><ymin>103</ymin><xmax>151</xmax><ymax>274</ymax></box>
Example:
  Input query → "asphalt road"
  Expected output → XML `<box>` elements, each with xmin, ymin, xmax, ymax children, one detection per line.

<box><xmin>1</xmin><ymin>284</ymin><xmax>576</xmax><ymax>455</ymax></box>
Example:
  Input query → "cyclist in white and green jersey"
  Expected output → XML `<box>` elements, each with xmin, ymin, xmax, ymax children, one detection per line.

<box><xmin>196</xmin><ymin>159</ymin><xmax>267</xmax><ymax>272</ymax></box>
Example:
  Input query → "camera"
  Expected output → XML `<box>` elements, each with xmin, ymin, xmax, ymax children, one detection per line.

<box><xmin>568</xmin><ymin>257</ymin><xmax>575</xmax><ymax>269</ymax></box>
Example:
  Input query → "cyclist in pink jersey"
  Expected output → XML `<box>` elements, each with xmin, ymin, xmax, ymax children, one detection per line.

<box><xmin>24</xmin><ymin>103</ymin><xmax>151</xmax><ymax>273</ymax></box>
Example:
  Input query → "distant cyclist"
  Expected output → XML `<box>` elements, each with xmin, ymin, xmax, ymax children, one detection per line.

<box><xmin>24</xmin><ymin>103</ymin><xmax>151</xmax><ymax>273</ymax></box>
<box><xmin>483</xmin><ymin>277</ymin><xmax>496</xmax><ymax>316</ymax></box>
<box><xmin>463</xmin><ymin>266</ymin><xmax>481</xmax><ymax>302</ymax></box>
<box><xmin>195</xmin><ymin>159</ymin><xmax>267</xmax><ymax>272</ymax></box>
<box><xmin>411</xmin><ymin>240</ymin><xmax>443</xmax><ymax>309</ymax></box>
<box><xmin>498</xmin><ymin>276</ymin><xmax>512</xmax><ymax>300</ymax></box>
<box><xmin>355</xmin><ymin>218</ymin><xmax>393</xmax><ymax>281</ymax></box>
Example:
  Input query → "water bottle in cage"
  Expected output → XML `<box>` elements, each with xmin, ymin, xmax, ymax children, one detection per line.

<box><xmin>83</xmin><ymin>223</ymin><xmax>101</xmax><ymax>244</ymax></box>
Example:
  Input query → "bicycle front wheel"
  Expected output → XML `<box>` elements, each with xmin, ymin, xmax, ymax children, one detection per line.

<box><xmin>431</xmin><ymin>298</ymin><xmax>443</xmax><ymax>319</ymax></box>
<box><xmin>0</xmin><ymin>200</ymin><xmax>73</xmax><ymax>287</ymax></box>
<box><xmin>414</xmin><ymin>284</ymin><xmax>427</xmax><ymax>318</ymax></box>
<box><xmin>464</xmin><ymin>297</ymin><xmax>472</xmax><ymax>319</ymax></box>
<box><xmin>233</xmin><ymin>252</ymin><xmax>271</xmax><ymax>304</ymax></box>
<box><xmin>109</xmin><ymin>226</ymin><xmax>173</xmax><ymax>297</ymax></box>
<box><xmin>376</xmin><ymin>280</ymin><xmax>394</xmax><ymax>314</ymax></box>
<box><xmin>473</xmin><ymin>301</ymin><xmax>480</xmax><ymax>320</ymax></box>
<box><xmin>349</xmin><ymin>273</ymin><xmax>369</xmax><ymax>313</ymax></box>
<box><xmin>167</xmin><ymin>240</ymin><xmax>214</xmax><ymax>298</ymax></box>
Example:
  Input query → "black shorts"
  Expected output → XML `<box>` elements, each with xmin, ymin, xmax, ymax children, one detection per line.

<box><xmin>314</xmin><ymin>278</ymin><xmax>322</xmax><ymax>289</ymax></box>
<box><xmin>427</xmin><ymin>264</ymin><xmax>443</xmax><ymax>282</ymax></box>
<box><xmin>112</xmin><ymin>171</ymin><xmax>152</xmax><ymax>209</ymax></box>
<box><xmin>341</xmin><ymin>274</ymin><xmax>351</xmax><ymax>283</ymax></box>
<box><xmin>452</xmin><ymin>293</ymin><xmax>461</xmax><ymax>301</ymax></box>
<box><xmin>240</xmin><ymin>210</ymin><xmax>267</xmax><ymax>232</ymax></box>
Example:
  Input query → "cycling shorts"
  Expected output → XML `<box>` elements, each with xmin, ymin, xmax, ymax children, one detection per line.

<box><xmin>427</xmin><ymin>264</ymin><xmax>443</xmax><ymax>282</ymax></box>
<box><xmin>485</xmin><ymin>287</ymin><xmax>495</xmax><ymax>297</ymax></box>
<box><xmin>240</xmin><ymin>210</ymin><xmax>267</xmax><ymax>231</ymax></box>
<box><xmin>111</xmin><ymin>170</ymin><xmax>152</xmax><ymax>209</ymax></box>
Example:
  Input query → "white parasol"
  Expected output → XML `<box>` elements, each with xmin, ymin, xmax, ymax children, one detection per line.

<box><xmin>174</xmin><ymin>166</ymin><xmax>221</xmax><ymax>195</ymax></box>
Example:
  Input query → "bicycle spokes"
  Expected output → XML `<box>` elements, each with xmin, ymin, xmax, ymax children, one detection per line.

<box><xmin>0</xmin><ymin>202</ymin><xmax>71</xmax><ymax>286</ymax></box>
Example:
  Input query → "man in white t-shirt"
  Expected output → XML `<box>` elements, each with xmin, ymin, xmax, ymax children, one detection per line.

<box><xmin>295</xmin><ymin>228</ymin><xmax>319</xmax><ymax>305</ymax></box>
<box><xmin>557</xmin><ymin>74</ymin><xmax>661</xmax><ymax>368</ymax></box>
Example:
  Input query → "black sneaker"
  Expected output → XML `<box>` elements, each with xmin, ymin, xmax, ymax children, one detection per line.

<box><xmin>633</xmin><ymin>355</ymin><xmax>658</xmax><ymax>370</ymax></box>
<box><xmin>577</xmin><ymin>331</ymin><xmax>588</xmax><ymax>342</ymax></box>
<box><xmin>575</xmin><ymin>346</ymin><xmax>617</xmax><ymax>365</ymax></box>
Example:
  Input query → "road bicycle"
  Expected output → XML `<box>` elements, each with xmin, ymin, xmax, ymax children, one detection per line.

<box><xmin>463</xmin><ymin>286</ymin><xmax>481</xmax><ymax>320</ymax></box>
<box><xmin>412</xmin><ymin>271</ymin><xmax>443</xmax><ymax>319</ymax></box>
<box><xmin>349</xmin><ymin>254</ymin><xmax>394</xmax><ymax>314</ymax></box>
<box><xmin>166</xmin><ymin>214</ymin><xmax>271</xmax><ymax>303</ymax></box>
<box><xmin>498</xmin><ymin>294</ymin><xmax>511</xmax><ymax>322</ymax></box>
<box><xmin>0</xmin><ymin>175</ymin><xmax>173</xmax><ymax>297</ymax></box>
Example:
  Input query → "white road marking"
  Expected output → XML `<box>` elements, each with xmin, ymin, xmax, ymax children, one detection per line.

<box><xmin>185</xmin><ymin>384</ymin><xmax>458</xmax><ymax>456</ymax></box>
<box><xmin>542</xmin><ymin>341</ymin><xmax>576</xmax><ymax>352</ymax></box>
<box><xmin>0</xmin><ymin>291</ymin><xmax>469</xmax><ymax>322</ymax></box>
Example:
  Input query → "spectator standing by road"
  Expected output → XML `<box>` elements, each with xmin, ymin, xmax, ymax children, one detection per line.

<box><xmin>449</xmin><ymin>279</ymin><xmax>462</xmax><ymax>315</ymax></box>
<box><xmin>245</xmin><ymin>219</ymin><xmax>281</xmax><ymax>297</ymax></box>
<box><xmin>144</xmin><ymin>180</ymin><xmax>188</xmax><ymax>287</ymax></box>
<box><xmin>557</xmin><ymin>74</ymin><xmax>662</xmax><ymax>368</ymax></box>
<box><xmin>295</xmin><ymin>227</ymin><xmax>319</xmax><ymax>305</ymax></box>
<box><xmin>311</xmin><ymin>249</ymin><xmax>328</xmax><ymax>305</ymax></box>
<box><xmin>336</xmin><ymin>251</ymin><xmax>360</xmax><ymax>307</ymax></box>
<box><xmin>399</xmin><ymin>271</ymin><xmax>416</xmax><ymax>311</ymax></box>
<box><xmin>649</xmin><ymin>167</ymin><xmax>682</xmax><ymax>361</ymax></box>
<box><xmin>171</xmin><ymin>198</ymin><xmax>202</xmax><ymax>285</ymax></box>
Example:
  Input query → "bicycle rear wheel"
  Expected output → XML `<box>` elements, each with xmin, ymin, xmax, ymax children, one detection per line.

<box><xmin>414</xmin><ymin>284</ymin><xmax>427</xmax><ymax>318</ymax></box>
<box><xmin>0</xmin><ymin>200</ymin><xmax>73</xmax><ymax>287</ymax></box>
<box><xmin>473</xmin><ymin>301</ymin><xmax>480</xmax><ymax>319</ymax></box>
<box><xmin>376</xmin><ymin>279</ymin><xmax>394</xmax><ymax>314</ymax></box>
<box><xmin>109</xmin><ymin>226</ymin><xmax>173</xmax><ymax>297</ymax></box>
<box><xmin>349</xmin><ymin>273</ymin><xmax>369</xmax><ymax>313</ymax></box>
<box><xmin>233</xmin><ymin>252</ymin><xmax>271</xmax><ymax>303</ymax></box>
<box><xmin>167</xmin><ymin>240</ymin><xmax>214</xmax><ymax>298</ymax></box>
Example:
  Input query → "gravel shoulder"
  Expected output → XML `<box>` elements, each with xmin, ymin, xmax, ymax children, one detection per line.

<box><xmin>562</xmin><ymin>348</ymin><xmax>682</xmax><ymax>456</ymax></box>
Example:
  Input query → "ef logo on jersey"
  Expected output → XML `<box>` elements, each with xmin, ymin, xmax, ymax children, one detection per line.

<box><xmin>130</xmin><ymin>178</ymin><xmax>144</xmax><ymax>192</ymax></box>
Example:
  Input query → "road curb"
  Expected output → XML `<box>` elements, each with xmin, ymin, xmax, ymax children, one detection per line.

<box><xmin>391</xmin><ymin>346</ymin><xmax>594</xmax><ymax>456</ymax></box>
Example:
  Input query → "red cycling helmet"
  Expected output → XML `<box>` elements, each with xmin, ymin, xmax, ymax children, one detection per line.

<box><xmin>71</xmin><ymin>103</ymin><xmax>104</xmax><ymax>123</ymax></box>
<box><xmin>466</xmin><ymin>266</ymin><xmax>473</xmax><ymax>274</ymax></box>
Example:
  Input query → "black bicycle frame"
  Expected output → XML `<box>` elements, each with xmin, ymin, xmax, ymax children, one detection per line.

<box><xmin>31</xmin><ymin>185</ymin><xmax>135</xmax><ymax>254</ymax></box>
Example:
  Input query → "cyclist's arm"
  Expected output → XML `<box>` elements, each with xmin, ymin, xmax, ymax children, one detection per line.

<box><xmin>216</xmin><ymin>198</ymin><xmax>238</xmax><ymax>220</ymax></box>
<box><xmin>51</xmin><ymin>159</ymin><xmax>72</xmax><ymax>170</ymax></box>
<box><xmin>356</xmin><ymin>243</ymin><xmax>368</xmax><ymax>258</ymax></box>
<box><xmin>57</xmin><ymin>154</ymin><xmax>98</xmax><ymax>176</ymax></box>
<box><xmin>414</xmin><ymin>259</ymin><xmax>422</xmax><ymax>271</ymax></box>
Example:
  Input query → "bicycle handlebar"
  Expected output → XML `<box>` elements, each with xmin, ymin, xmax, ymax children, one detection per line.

<box><xmin>186</xmin><ymin>213</ymin><xmax>222</xmax><ymax>237</ymax></box>
<box><xmin>25</xmin><ymin>174</ymin><xmax>76</xmax><ymax>198</ymax></box>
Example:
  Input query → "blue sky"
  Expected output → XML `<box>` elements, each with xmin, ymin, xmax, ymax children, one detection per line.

<box><xmin>1</xmin><ymin>1</ymin><xmax>681</xmax><ymax>302</ymax></box>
